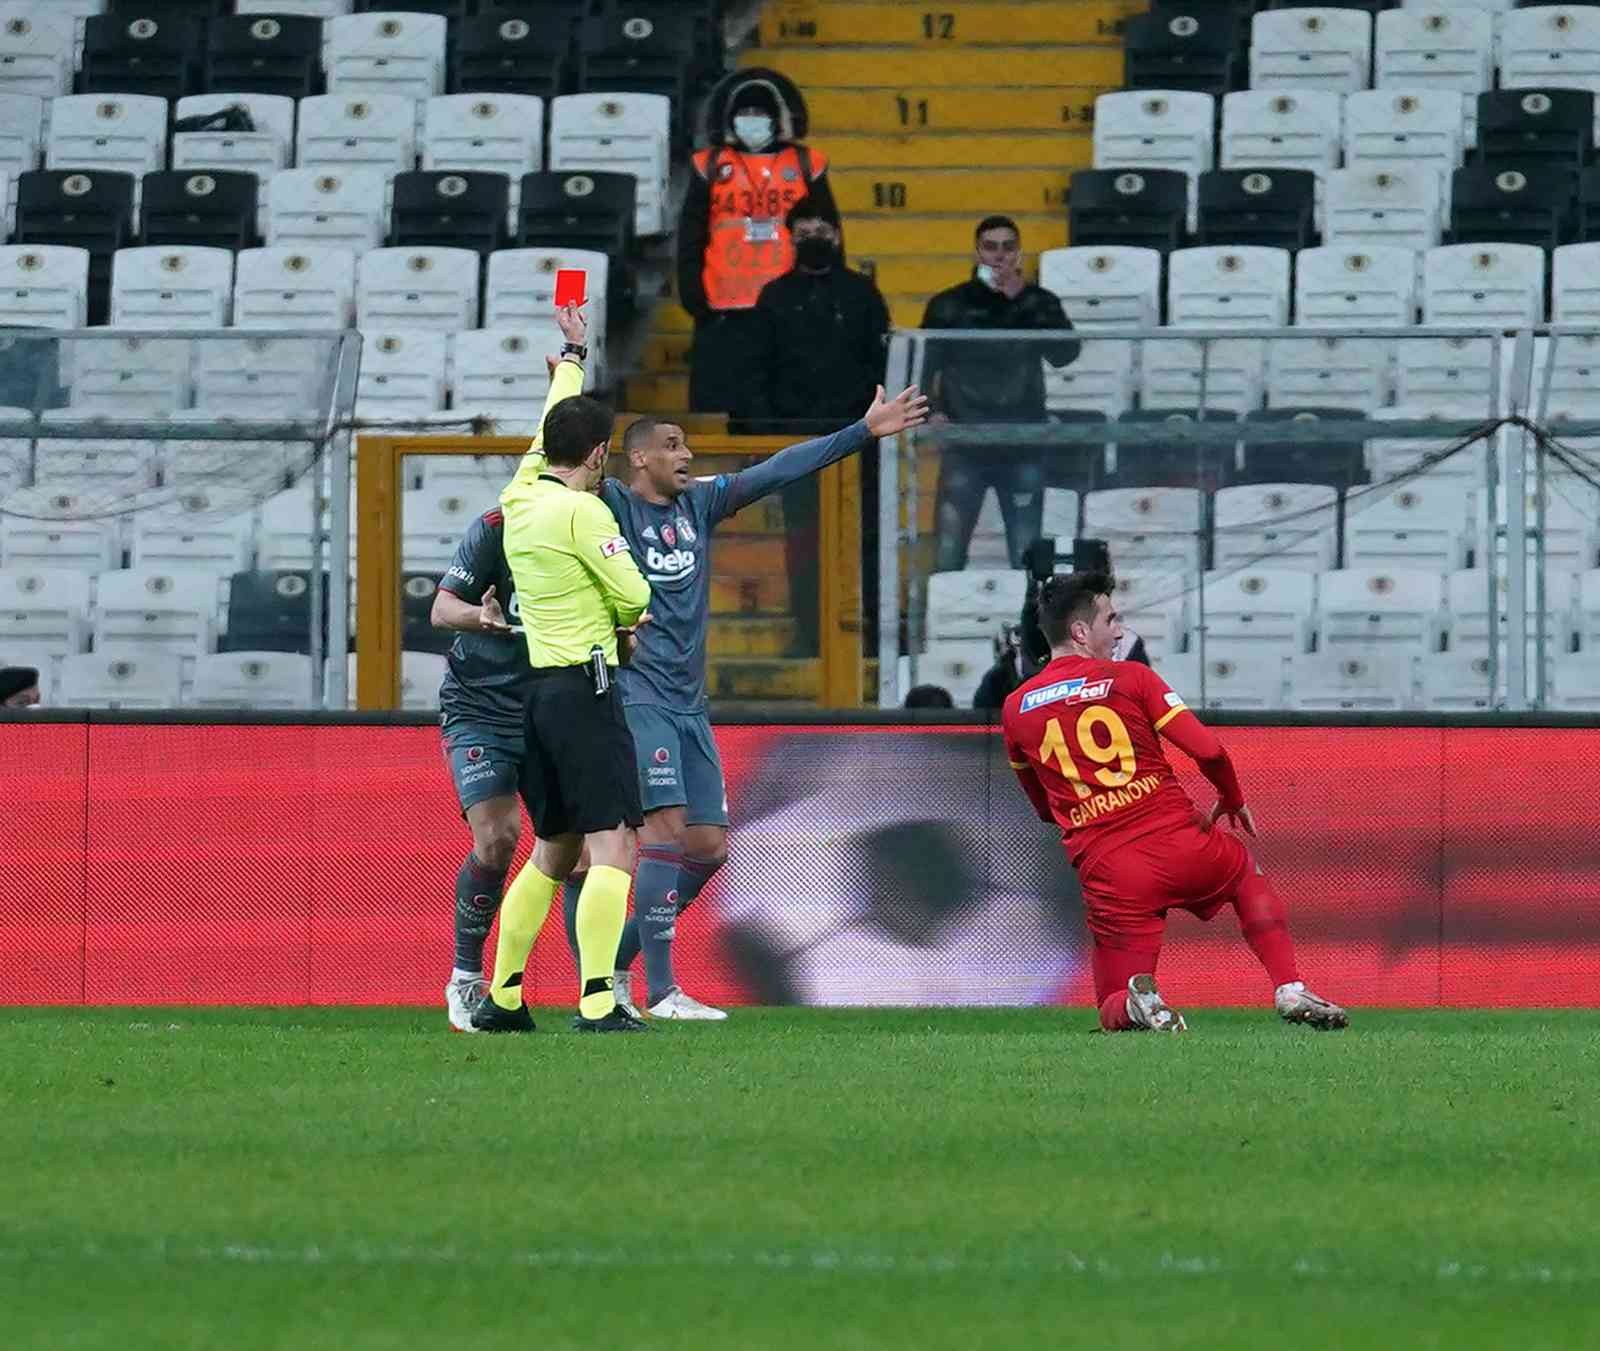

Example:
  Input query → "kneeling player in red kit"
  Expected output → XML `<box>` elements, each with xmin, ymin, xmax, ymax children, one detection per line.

<box><xmin>1001</xmin><ymin>572</ymin><xmax>1347</xmax><ymax>1033</ymax></box>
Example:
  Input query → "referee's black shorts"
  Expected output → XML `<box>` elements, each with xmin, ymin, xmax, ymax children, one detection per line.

<box><xmin>519</xmin><ymin>666</ymin><xmax>643</xmax><ymax>837</ymax></box>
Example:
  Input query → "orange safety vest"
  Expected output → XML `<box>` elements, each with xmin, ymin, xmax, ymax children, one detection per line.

<box><xmin>693</xmin><ymin>143</ymin><xmax>827</xmax><ymax>311</ymax></box>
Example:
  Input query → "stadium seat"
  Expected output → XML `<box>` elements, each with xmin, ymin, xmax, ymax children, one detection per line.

<box><xmin>61</xmin><ymin>332</ymin><xmax>191</xmax><ymax>415</ymax></box>
<box><xmin>13</xmin><ymin>169</ymin><xmax>137</xmax><ymax>324</ymax></box>
<box><xmin>1193</xmin><ymin>566</ymin><xmax>1316</xmax><ymax>652</ymax></box>
<box><xmin>221</xmin><ymin>567</ymin><xmax>326</xmax><ymax>653</ymax></box>
<box><xmin>1363</xmin><ymin>402</ymin><xmax>1498</xmax><ymax>487</ymax></box>
<box><xmin>192</xmin><ymin>340</ymin><xmax>328</xmax><ymax>417</ymax></box>
<box><xmin>160</xmin><ymin>412</ymin><xmax>297</xmax><ymax>493</ymax></box>
<box><xmin>1548</xmin><ymin>653</ymin><xmax>1600</xmax><ymax>710</ymax></box>
<box><xmin>1374</xmin><ymin>10</ymin><xmax>1493</xmax><ymax>116</ymax></box>
<box><xmin>0</xmin><ymin>93</ymin><xmax>44</xmax><ymax>199</ymax></box>
<box><xmin>1393</xmin><ymin>336</ymin><xmax>1501</xmax><ymax>407</ymax></box>
<box><xmin>188</xmin><ymin>650</ymin><xmax>313</xmax><ymax>708</ymax></box>
<box><xmin>295</xmin><ymin>93</ymin><xmax>417</xmax><ymax>181</ymax></box>
<box><xmin>576</xmin><ymin>7</ymin><xmax>696</xmax><ymax>113</ymax></box>
<box><xmin>140</xmin><ymin>169</ymin><xmax>260</xmax><ymax>251</ymax></box>
<box><xmin>1156</xmin><ymin>648</ymin><xmax>1291</xmax><ymax>708</ymax></box>
<box><xmin>1107</xmin><ymin>408</ymin><xmax>1236</xmax><ymax>490</ymax></box>
<box><xmin>1267</xmin><ymin>338</ymin><xmax>1390</xmax><ymax>411</ymax></box>
<box><xmin>1043</xmin><ymin>340</ymin><xmax>1136</xmax><ymax>418</ymax></box>
<box><xmin>1141</xmin><ymin>337</ymin><xmax>1267</xmax><ymax>413</ymax></box>
<box><xmin>1324</xmin><ymin>164</ymin><xmax>1443</xmax><ymax>251</ymax></box>
<box><xmin>1448</xmin><ymin>162</ymin><xmax>1574</xmax><ymax>250</ymax></box>
<box><xmin>232</xmin><ymin>245</ymin><xmax>357</xmax><ymax>327</ymax></box>
<box><xmin>451</xmin><ymin>11</ymin><xmax>568</xmax><ymax>101</ymax></box>
<box><xmin>110</xmin><ymin>244</ymin><xmax>232</xmax><ymax>326</ymax></box>
<box><xmin>0</xmin><ymin>404</ymin><xmax>27</xmax><ymax>493</ymax></box>
<box><xmin>1484</xmin><ymin>481</ymin><xmax>1600</xmax><ymax>572</ymax></box>
<box><xmin>1288</xmin><ymin>650</ymin><xmax>1414</xmax><ymax>709</ymax></box>
<box><xmin>1416</xmin><ymin>651</ymin><xmax>1499</xmax><ymax>711</ymax></box>
<box><xmin>1318</xmin><ymin>566</ymin><xmax>1444</xmax><ymax>650</ymax></box>
<box><xmin>1195</xmin><ymin>168</ymin><xmax>1319</xmax><ymax>250</ymax></box>
<box><xmin>1550</xmin><ymin>244</ymin><xmax>1600</xmax><ymax>325</ymax></box>
<box><xmin>1447</xmin><ymin>566</ymin><xmax>1576</xmax><ymax>657</ymax></box>
<box><xmin>79</xmin><ymin>11</ymin><xmax>200</xmax><ymax>102</ymax></box>
<box><xmin>401</xmin><ymin>486</ymin><xmax>482</xmax><ymax>573</ymax></box>
<box><xmin>421</xmin><ymin>93</ymin><xmax>543</xmax><ymax>207</ymax></box>
<box><xmin>925</xmin><ymin>569</ymin><xmax>1027</xmax><ymax>641</ymax></box>
<box><xmin>326</xmin><ymin>11</ymin><xmax>447</xmax><ymax>101</ymax></box>
<box><xmin>267</xmin><ymin>168</ymin><xmax>387</xmax><ymax>252</ymax></box>
<box><xmin>0</xmin><ymin>245</ymin><xmax>91</xmax><ymax>327</ymax></box>
<box><xmin>451</xmin><ymin>327</ymin><xmax>554</xmax><ymax>426</ymax></box>
<box><xmin>1123</xmin><ymin>8</ymin><xmax>1242</xmax><ymax>98</ymax></box>
<box><xmin>483</xmin><ymin>246</ymin><xmax>609</xmax><ymax>377</ymax></box>
<box><xmin>411</xmin><ymin>448</ymin><xmax>519</xmax><ymax>493</ymax></box>
<box><xmin>56</xmin><ymin>648</ymin><xmax>184</xmax><ymax>708</ymax></box>
<box><xmin>1083</xmin><ymin>487</ymin><xmax>1205</xmax><ymax>576</ymax></box>
<box><xmin>1345</xmin><ymin>480</ymin><xmax>1472</xmax><ymax>569</ymax></box>
<box><xmin>1212</xmin><ymin>481</ymin><xmax>1339</xmax><ymax>572</ymax></box>
<box><xmin>517</xmin><ymin>170</ymin><xmax>636</xmax><ymax>258</ymax></box>
<box><xmin>205</xmin><ymin>13</ymin><xmax>325</xmax><ymax>100</ymax></box>
<box><xmin>1422</xmin><ymin>242</ymin><xmax>1545</xmax><ymax>326</ymax></box>
<box><xmin>0</xmin><ymin>487</ymin><xmax>121</xmax><ymax>573</ymax></box>
<box><xmin>255</xmin><ymin>482</ymin><xmax>330</xmax><ymax>571</ymax></box>
<box><xmin>172</xmin><ymin>92</ymin><xmax>295</xmax><ymax>184</ymax></box>
<box><xmin>1342</xmin><ymin>88</ymin><xmax>1465</xmax><ymax>183</ymax></box>
<box><xmin>0</xmin><ymin>566</ymin><xmax>93</xmax><ymax>670</ymax></box>
<box><xmin>36</xmin><ymin>409</ymin><xmax>160</xmax><ymax>481</ymax></box>
<box><xmin>1577</xmin><ymin>569</ymin><xmax>1600</xmax><ymax>650</ymax></box>
<box><xmin>388</xmin><ymin>169</ymin><xmax>511</xmax><ymax>256</ymax></box>
<box><xmin>356</xmin><ymin>327</ymin><xmax>448</xmax><ymax>418</ymax></box>
<box><xmin>1065</xmin><ymin>168</ymin><xmax>1190</xmax><ymax>254</ymax></box>
<box><xmin>1577</xmin><ymin>165</ymin><xmax>1600</xmax><ymax>242</ymax></box>
<box><xmin>92</xmin><ymin>565</ymin><xmax>221</xmax><ymax>656</ymax></box>
<box><xmin>1039</xmin><ymin>247</ymin><xmax>1163</xmax><ymax>328</ymax></box>
<box><xmin>1168</xmin><ymin>246</ymin><xmax>1293</xmax><ymax>325</ymax></box>
<box><xmin>130</xmin><ymin>487</ymin><xmax>257</xmax><ymax>571</ymax></box>
<box><xmin>1220</xmin><ymin>89</ymin><xmax>1343</xmax><ymax>176</ymax></box>
<box><xmin>0</xmin><ymin>4</ymin><xmax>73</xmax><ymax>97</ymax></box>
<box><xmin>1092</xmin><ymin>90</ymin><xmax>1216</xmax><ymax>181</ymax></box>
<box><xmin>356</xmin><ymin>245</ymin><xmax>479</xmax><ymax>331</ymax></box>
<box><xmin>1475</xmin><ymin>89</ymin><xmax>1595</xmax><ymax>176</ymax></box>
<box><xmin>1295</xmin><ymin>244</ymin><xmax>1419</xmax><ymax>326</ymax></box>
<box><xmin>1110</xmin><ymin>572</ymin><xmax>1190</xmax><ymax>659</ymax></box>
<box><xmin>916</xmin><ymin>638</ymin><xmax>994</xmax><ymax>703</ymax></box>
<box><xmin>1499</xmin><ymin>7</ymin><xmax>1600</xmax><ymax>100</ymax></box>
<box><xmin>235</xmin><ymin>0</ymin><xmax>350</xmax><ymax>15</ymax></box>
<box><xmin>44</xmin><ymin>94</ymin><xmax>168</xmax><ymax>185</ymax></box>
<box><xmin>1250</xmin><ymin>9</ymin><xmax>1373</xmax><ymax>95</ymax></box>
<box><xmin>549</xmin><ymin>92</ymin><xmax>672</xmax><ymax>238</ymax></box>
<box><xmin>394</xmin><ymin>649</ymin><xmax>446</xmax><ymax>710</ymax></box>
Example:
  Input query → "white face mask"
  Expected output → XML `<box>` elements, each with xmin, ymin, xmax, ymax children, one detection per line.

<box><xmin>732</xmin><ymin>113</ymin><xmax>775</xmax><ymax>151</ymax></box>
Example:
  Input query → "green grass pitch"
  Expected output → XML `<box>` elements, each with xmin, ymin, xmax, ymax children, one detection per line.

<box><xmin>4</xmin><ymin>1007</ymin><xmax>1598</xmax><ymax>1350</ymax></box>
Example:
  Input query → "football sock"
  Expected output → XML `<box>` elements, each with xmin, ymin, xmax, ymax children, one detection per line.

<box><xmin>1098</xmin><ymin>988</ymin><xmax>1136</xmax><ymax>1033</ymax></box>
<box><xmin>560</xmin><ymin>870</ymin><xmax>588</xmax><ymax>979</ymax></box>
<box><xmin>1232</xmin><ymin>872</ymin><xmax>1300</xmax><ymax>989</ymax></box>
<box><xmin>453</xmin><ymin>852</ymin><xmax>506</xmax><ymax>975</ymax></box>
<box><xmin>676</xmin><ymin>854</ymin><xmax>723</xmax><ymax>912</ymax></box>
<box><xmin>615</xmin><ymin>915</ymin><xmax>642</xmax><ymax>973</ymax></box>
<box><xmin>634</xmin><ymin>846</ymin><xmax>682</xmax><ymax>1004</ymax></box>
<box><xmin>576</xmin><ymin>865</ymin><xmax>632</xmax><ymax>1019</ymax></box>
<box><xmin>488</xmin><ymin>863</ymin><xmax>559</xmax><ymax>1010</ymax></box>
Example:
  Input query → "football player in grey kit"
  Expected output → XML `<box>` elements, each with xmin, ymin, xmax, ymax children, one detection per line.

<box><xmin>554</xmin><ymin>312</ymin><xmax>930</xmax><ymax>1019</ymax></box>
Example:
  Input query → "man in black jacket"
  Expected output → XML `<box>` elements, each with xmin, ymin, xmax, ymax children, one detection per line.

<box><xmin>921</xmin><ymin>216</ymin><xmax>1080</xmax><ymax>572</ymax></box>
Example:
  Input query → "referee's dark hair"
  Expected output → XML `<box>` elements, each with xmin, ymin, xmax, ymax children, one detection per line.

<box><xmin>542</xmin><ymin>396</ymin><xmax>616</xmax><ymax>467</ymax></box>
<box><xmin>1037</xmin><ymin>571</ymin><xmax>1115</xmax><ymax>650</ymax></box>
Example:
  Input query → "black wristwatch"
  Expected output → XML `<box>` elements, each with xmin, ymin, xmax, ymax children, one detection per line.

<box><xmin>560</xmin><ymin>342</ymin><xmax>588</xmax><ymax>361</ymax></box>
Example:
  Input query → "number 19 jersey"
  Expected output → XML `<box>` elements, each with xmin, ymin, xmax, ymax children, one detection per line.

<box><xmin>1001</xmin><ymin>655</ymin><xmax>1197</xmax><ymax>867</ymax></box>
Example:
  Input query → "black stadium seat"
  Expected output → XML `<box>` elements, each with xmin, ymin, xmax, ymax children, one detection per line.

<box><xmin>141</xmin><ymin>170</ymin><xmax>260</xmax><ymax>251</ymax></box>
<box><xmin>79</xmin><ymin>11</ymin><xmax>202</xmax><ymax>101</ymax></box>
<box><xmin>354</xmin><ymin>0</ymin><xmax>473</xmax><ymax>18</ymax></box>
<box><xmin>108</xmin><ymin>0</ymin><xmax>228</xmax><ymax>15</ymax></box>
<box><xmin>222</xmin><ymin>570</ymin><xmax>328</xmax><ymax>655</ymax></box>
<box><xmin>1448</xmin><ymin>163</ymin><xmax>1574</xmax><ymax>250</ymax></box>
<box><xmin>205</xmin><ymin>14</ymin><xmax>324</xmax><ymax>100</ymax></box>
<box><xmin>1113</xmin><ymin>409</ymin><xmax>1239</xmax><ymax>490</ymax></box>
<box><xmin>390</xmin><ymin>171</ymin><xmax>511</xmax><ymax>256</ymax></box>
<box><xmin>1578</xmin><ymin>165</ymin><xmax>1600</xmax><ymax>243</ymax></box>
<box><xmin>401</xmin><ymin>571</ymin><xmax>451</xmax><ymax>655</ymax></box>
<box><xmin>1196</xmin><ymin>168</ymin><xmax>1318</xmax><ymax>250</ymax></box>
<box><xmin>1236</xmin><ymin>408</ymin><xmax>1368</xmax><ymax>491</ymax></box>
<box><xmin>1068</xmin><ymin>168</ymin><xmax>1189</xmax><ymax>254</ymax></box>
<box><xmin>577</xmin><ymin>9</ymin><xmax>696</xmax><ymax>110</ymax></box>
<box><xmin>517</xmin><ymin>170</ymin><xmax>636</xmax><ymax>258</ymax></box>
<box><xmin>1123</xmin><ymin>9</ymin><xmax>1243</xmax><ymax>98</ymax></box>
<box><xmin>451</xmin><ymin>12</ymin><xmax>570</xmax><ymax>99</ymax></box>
<box><xmin>14</xmin><ymin>170</ymin><xmax>138</xmax><ymax>325</ymax></box>
<box><xmin>1476</xmin><ymin>89</ymin><xmax>1596</xmax><ymax>177</ymax></box>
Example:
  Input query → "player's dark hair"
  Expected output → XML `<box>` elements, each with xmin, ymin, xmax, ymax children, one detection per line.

<box><xmin>622</xmin><ymin>415</ymin><xmax>667</xmax><ymax>457</ymax></box>
<box><xmin>903</xmin><ymin>683</ymin><xmax>955</xmax><ymax>709</ymax></box>
<box><xmin>1036</xmin><ymin>571</ymin><xmax>1114</xmax><ymax>649</ymax></box>
<box><xmin>975</xmin><ymin>214</ymin><xmax>1020</xmax><ymax>243</ymax></box>
<box><xmin>542</xmin><ymin>395</ymin><xmax>615</xmax><ymax>467</ymax></box>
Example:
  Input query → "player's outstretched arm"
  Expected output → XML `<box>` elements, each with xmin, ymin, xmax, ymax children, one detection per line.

<box><xmin>432</xmin><ymin>584</ymin><xmax>513</xmax><ymax>635</ymax></box>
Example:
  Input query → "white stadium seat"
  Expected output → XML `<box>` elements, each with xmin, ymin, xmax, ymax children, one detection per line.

<box><xmin>0</xmin><ymin>4</ymin><xmax>74</xmax><ymax>97</ymax></box>
<box><xmin>356</xmin><ymin>328</ymin><xmax>448</xmax><ymax>418</ymax></box>
<box><xmin>1044</xmin><ymin>338</ymin><xmax>1135</xmax><ymax>417</ymax></box>
<box><xmin>1578</xmin><ymin>569</ymin><xmax>1600</xmax><ymax>650</ymax></box>
<box><xmin>1267</xmin><ymin>332</ymin><xmax>1391</xmax><ymax>410</ymax></box>
<box><xmin>45</xmin><ymin>94</ymin><xmax>167</xmax><ymax>182</ymax></box>
<box><xmin>925</xmin><ymin>569</ymin><xmax>1026</xmax><ymax>640</ymax></box>
<box><xmin>1140</xmin><ymin>338</ymin><xmax>1265</xmax><ymax>413</ymax></box>
<box><xmin>549</xmin><ymin>93</ymin><xmax>672</xmax><ymax>236</ymax></box>
<box><xmin>131</xmin><ymin>488</ymin><xmax>257</xmax><ymax>572</ymax></box>
<box><xmin>1220</xmin><ymin>89</ymin><xmax>1343</xmax><ymax>175</ymax></box>
<box><xmin>1324</xmin><ymin>165</ymin><xmax>1442</xmax><ymax>251</ymax></box>
<box><xmin>92</xmin><ymin>566</ymin><xmax>222</xmax><ymax>656</ymax></box>
<box><xmin>267</xmin><ymin>167</ymin><xmax>389</xmax><ymax>253</ymax></box>
<box><xmin>110</xmin><ymin>245</ymin><xmax>234</xmax><ymax>328</ymax></box>
<box><xmin>1213</xmin><ymin>481</ymin><xmax>1339</xmax><ymax>572</ymax></box>
<box><xmin>37</xmin><ymin>411</ymin><xmax>159</xmax><ymax>486</ymax></box>
<box><xmin>967</xmin><ymin>493</ymin><xmax>1011</xmax><ymax>567</ymax></box>
<box><xmin>1499</xmin><ymin>7</ymin><xmax>1600</xmax><ymax>99</ymax></box>
<box><xmin>0</xmin><ymin>244</ymin><xmax>89</xmax><ymax>327</ymax></box>
<box><xmin>232</xmin><ymin>245</ymin><xmax>357</xmax><ymax>328</ymax></box>
<box><xmin>1092</xmin><ymin>90</ymin><xmax>1216</xmax><ymax>179</ymax></box>
<box><xmin>1083</xmin><ymin>488</ymin><xmax>1204</xmax><ymax>576</ymax></box>
<box><xmin>1194</xmin><ymin>567</ymin><xmax>1315</xmax><ymax>652</ymax></box>
<box><xmin>1484</xmin><ymin>482</ymin><xmax>1600</xmax><ymax>571</ymax></box>
<box><xmin>161</xmin><ymin>411</ymin><xmax>297</xmax><ymax>494</ymax></box>
<box><xmin>236</xmin><ymin>0</ymin><xmax>353</xmax><ymax>15</ymax></box>
<box><xmin>1364</xmin><ymin>403</ymin><xmax>1500</xmax><ymax>486</ymax></box>
<box><xmin>401</xmin><ymin>488</ymin><xmax>483</xmax><ymax>574</ymax></box>
<box><xmin>1393</xmin><ymin>336</ymin><xmax>1501</xmax><ymax>407</ymax></box>
<box><xmin>1042</xmin><ymin>487</ymin><xmax>1080</xmax><ymax>540</ymax></box>
<box><xmin>1251</xmin><ymin>9</ymin><xmax>1374</xmax><ymax>94</ymax></box>
<box><xmin>326</xmin><ymin>12</ymin><xmax>447</xmax><ymax>101</ymax></box>
<box><xmin>1110</xmin><ymin>572</ymin><xmax>1190</xmax><ymax>660</ymax></box>
<box><xmin>62</xmin><ymin>332</ymin><xmax>192</xmax><ymax>414</ymax></box>
<box><xmin>173</xmin><ymin>93</ymin><xmax>295</xmax><ymax>186</ymax></box>
<box><xmin>0</xmin><ymin>566</ymin><xmax>92</xmax><ymax>669</ymax></box>
<box><xmin>917</xmin><ymin>639</ymin><xmax>994</xmax><ymax>702</ymax></box>
<box><xmin>1550</xmin><ymin>654</ymin><xmax>1600</xmax><ymax>710</ymax></box>
<box><xmin>0</xmin><ymin>93</ymin><xmax>43</xmax><ymax>189</ymax></box>
<box><xmin>1342</xmin><ymin>88</ymin><xmax>1464</xmax><ymax>184</ymax></box>
<box><xmin>0</xmin><ymin>404</ymin><xmax>26</xmax><ymax>493</ymax></box>
<box><xmin>1416</xmin><ymin>652</ymin><xmax>1499</xmax><ymax>711</ymax></box>
<box><xmin>1553</xmin><ymin>243</ymin><xmax>1600</xmax><ymax>325</ymax></box>
<box><xmin>1289</xmin><ymin>651</ymin><xmax>1414</xmax><ymax>709</ymax></box>
<box><xmin>1374</xmin><ymin>10</ymin><xmax>1494</xmax><ymax>116</ymax></box>
<box><xmin>1422</xmin><ymin>243</ymin><xmax>1545</xmax><ymax>326</ymax></box>
<box><xmin>1318</xmin><ymin>566</ymin><xmax>1444</xmax><ymax>650</ymax></box>
<box><xmin>1295</xmin><ymin>244</ymin><xmax>1418</xmax><ymax>326</ymax></box>
<box><xmin>422</xmin><ymin>94</ymin><xmax>543</xmax><ymax>208</ymax></box>
<box><xmin>189</xmin><ymin>651</ymin><xmax>314</xmax><ymax>709</ymax></box>
<box><xmin>256</xmin><ymin>482</ymin><xmax>327</xmax><ymax>571</ymax></box>
<box><xmin>397</xmin><ymin>651</ymin><xmax>447</xmax><ymax>710</ymax></box>
<box><xmin>483</xmin><ymin>248</ymin><xmax>609</xmax><ymax>384</ymax></box>
<box><xmin>1157</xmin><ymin>649</ymin><xmax>1290</xmax><ymax>708</ymax></box>
<box><xmin>451</xmin><ymin>328</ymin><xmax>555</xmax><ymax>428</ymax></box>
<box><xmin>296</xmin><ymin>93</ymin><xmax>417</xmax><ymax>181</ymax></box>
<box><xmin>1168</xmin><ymin>246</ymin><xmax>1292</xmax><ymax>327</ymax></box>
<box><xmin>1039</xmin><ymin>246</ymin><xmax>1161</xmax><ymax>328</ymax></box>
<box><xmin>56</xmin><ymin>649</ymin><xmax>183</xmax><ymax>708</ymax></box>
<box><xmin>1447</xmin><ymin>566</ymin><xmax>1576</xmax><ymax>656</ymax></box>
<box><xmin>192</xmin><ymin>338</ymin><xmax>330</xmax><ymax>419</ymax></box>
<box><xmin>357</xmin><ymin>246</ymin><xmax>480</xmax><ymax>331</ymax></box>
<box><xmin>0</xmin><ymin>488</ymin><xmax>121</xmax><ymax>574</ymax></box>
<box><xmin>1344</xmin><ymin>481</ymin><xmax>1472</xmax><ymax>570</ymax></box>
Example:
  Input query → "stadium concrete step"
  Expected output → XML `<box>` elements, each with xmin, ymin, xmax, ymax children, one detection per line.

<box><xmin>625</xmin><ymin>373</ymin><xmax>690</xmax><ymax>414</ymax></box>
<box><xmin>888</xmin><ymin>295</ymin><xmax>931</xmax><ymax>328</ymax></box>
<box><xmin>709</xmin><ymin>615</ymin><xmax>804</xmax><ymax>658</ymax></box>
<box><xmin>804</xmin><ymin>87</ymin><xmax>1105</xmax><ymax>135</ymax></box>
<box><xmin>859</xmin><ymin>256</ymin><xmax>980</xmax><ymax>297</ymax></box>
<box><xmin>641</xmin><ymin>333</ymin><xmax>692</xmax><ymax>374</ymax></box>
<box><xmin>711</xmin><ymin>572</ymin><xmax>795</xmax><ymax>615</ymax></box>
<box><xmin>759</xmin><ymin>1</ymin><xmax>1140</xmax><ymax>48</ymax></box>
<box><xmin>647</xmin><ymin>303</ymin><xmax>694</xmax><ymax>336</ymax></box>
<box><xmin>706</xmin><ymin>534</ymin><xmax>786</xmax><ymax>575</ymax></box>
<box><xmin>830</xmin><ymin>168</ymin><xmax>1072</xmax><ymax>216</ymax></box>
<box><xmin>846</xmin><ymin>214</ymin><xmax>1068</xmax><ymax>256</ymax></box>
<box><xmin>744</xmin><ymin>46</ymin><xmax>1121</xmax><ymax>89</ymax></box>
<box><xmin>826</xmin><ymin>132</ymin><xmax>1093</xmax><ymax>171</ymax></box>
<box><xmin>707</xmin><ymin>656</ymin><xmax>819</xmax><ymax>701</ymax></box>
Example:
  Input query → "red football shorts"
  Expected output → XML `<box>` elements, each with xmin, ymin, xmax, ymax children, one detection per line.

<box><xmin>1075</xmin><ymin>822</ymin><xmax>1254</xmax><ymax>951</ymax></box>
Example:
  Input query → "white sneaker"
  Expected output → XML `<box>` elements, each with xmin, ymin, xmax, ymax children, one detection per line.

<box><xmin>444</xmin><ymin>975</ymin><xmax>487</xmax><ymax>1033</ymax></box>
<box><xmin>1275</xmin><ymin>981</ymin><xmax>1349</xmax><ymax>1030</ymax></box>
<box><xmin>1125</xmin><ymin>974</ymin><xmax>1186</xmax><ymax>1033</ymax></box>
<box><xmin>648</xmin><ymin>986</ymin><xmax>729</xmax><ymax>1021</ymax></box>
<box><xmin>613</xmin><ymin>971</ymin><xmax>643</xmax><ymax>1020</ymax></box>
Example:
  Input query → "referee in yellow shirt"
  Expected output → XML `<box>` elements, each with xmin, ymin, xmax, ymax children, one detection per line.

<box><xmin>473</xmin><ymin>311</ymin><xmax>654</xmax><ymax>1034</ymax></box>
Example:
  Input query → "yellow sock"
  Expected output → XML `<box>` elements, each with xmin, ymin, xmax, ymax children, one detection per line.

<box><xmin>489</xmin><ymin>863</ymin><xmax>559</xmax><ymax>1010</ymax></box>
<box><xmin>575</xmin><ymin>865</ymin><xmax>631</xmax><ymax>1019</ymax></box>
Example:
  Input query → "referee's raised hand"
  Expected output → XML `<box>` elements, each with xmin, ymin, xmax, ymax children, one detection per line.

<box><xmin>863</xmin><ymin>384</ymin><xmax>931</xmax><ymax>438</ymax></box>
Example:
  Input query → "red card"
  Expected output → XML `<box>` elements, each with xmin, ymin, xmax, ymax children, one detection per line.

<box><xmin>554</xmin><ymin>268</ymin><xmax>587</xmax><ymax>308</ymax></box>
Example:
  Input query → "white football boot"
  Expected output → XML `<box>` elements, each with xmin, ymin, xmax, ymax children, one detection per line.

<box><xmin>1275</xmin><ymin>981</ymin><xmax>1349</xmax><ymax>1030</ymax></box>
<box><xmin>613</xmin><ymin>970</ymin><xmax>644</xmax><ymax>1020</ymax></box>
<box><xmin>648</xmin><ymin>986</ymin><xmax>729</xmax><ymax>1021</ymax></box>
<box><xmin>444</xmin><ymin>974</ymin><xmax>487</xmax><ymax>1033</ymax></box>
<box><xmin>1126</xmin><ymin>974</ymin><xmax>1187</xmax><ymax>1033</ymax></box>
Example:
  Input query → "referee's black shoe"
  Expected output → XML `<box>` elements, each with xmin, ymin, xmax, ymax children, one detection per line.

<box><xmin>573</xmin><ymin>1005</ymin><xmax>650</xmax><ymax>1033</ymax></box>
<box><xmin>470</xmin><ymin>996</ymin><xmax>536</xmax><ymax>1034</ymax></box>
